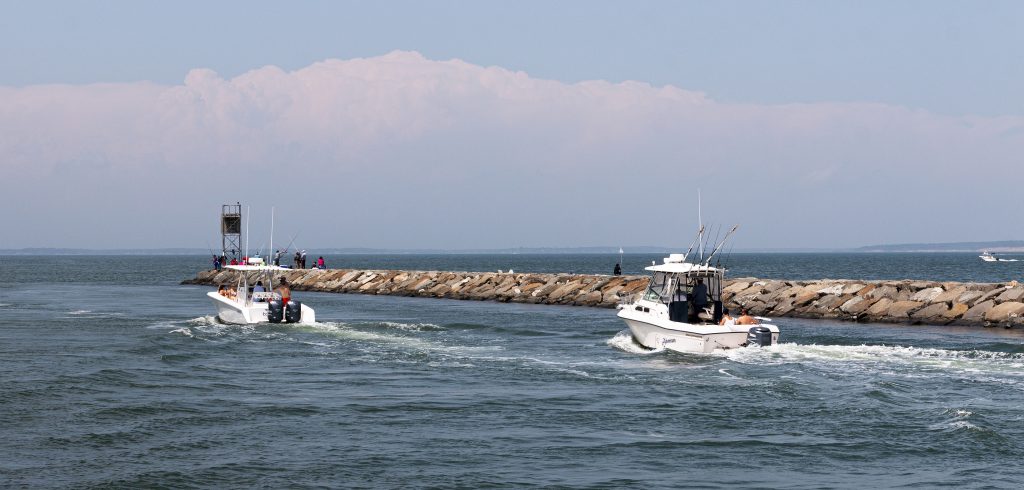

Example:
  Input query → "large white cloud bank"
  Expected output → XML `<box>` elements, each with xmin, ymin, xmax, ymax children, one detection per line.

<box><xmin>2</xmin><ymin>51</ymin><xmax>1021</xmax><ymax>248</ymax></box>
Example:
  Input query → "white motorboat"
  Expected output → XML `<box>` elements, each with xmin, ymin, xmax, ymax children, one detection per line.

<box><xmin>980</xmin><ymin>251</ymin><xmax>1018</xmax><ymax>262</ymax></box>
<box><xmin>208</xmin><ymin>265</ymin><xmax>315</xmax><ymax>324</ymax></box>
<box><xmin>617</xmin><ymin>228</ymin><xmax>779</xmax><ymax>354</ymax></box>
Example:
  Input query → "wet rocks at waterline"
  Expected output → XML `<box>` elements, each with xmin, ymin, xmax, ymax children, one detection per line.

<box><xmin>184</xmin><ymin>269</ymin><xmax>1024</xmax><ymax>327</ymax></box>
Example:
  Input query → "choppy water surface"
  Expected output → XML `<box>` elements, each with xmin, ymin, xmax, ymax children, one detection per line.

<box><xmin>2</xmin><ymin>254</ymin><xmax>1024</xmax><ymax>488</ymax></box>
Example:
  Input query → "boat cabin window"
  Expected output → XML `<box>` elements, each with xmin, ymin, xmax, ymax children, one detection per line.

<box><xmin>642</xmin><ymin>272</ymin><xmax>671</xmax><ymax>302</ymax></box>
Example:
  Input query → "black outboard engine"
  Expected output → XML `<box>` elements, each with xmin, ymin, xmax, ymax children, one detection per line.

<box><xmin>712</xmin><ymin>301</ymin><xmax>724</xmax><ymax>324</ymax></box>
<box><xmin>285</xmin><ymin>300</ymin><xmax>302</xmax><ymax>323</ymax></box>
<box><xmin>746</xmin><ymin>326</ymin><xmax>773</xmax><ymax>347</ymax></box>
<box><xmin>267</xmin><ymin>299</ymin><xmax>284</xmax><ymax>323</ymax></box>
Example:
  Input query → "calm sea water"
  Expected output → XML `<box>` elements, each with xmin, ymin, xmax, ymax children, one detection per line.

<box><xmin>3</xmin><ymin>254</ymin><xmax>1024</xmax><ymax>488</ymax></box>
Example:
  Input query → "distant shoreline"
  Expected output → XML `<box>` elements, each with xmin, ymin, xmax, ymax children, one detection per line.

<box><xmin>3</xmin><ymin>247</ymin><xmax>1024</xmax><ymax>256</ymax></box>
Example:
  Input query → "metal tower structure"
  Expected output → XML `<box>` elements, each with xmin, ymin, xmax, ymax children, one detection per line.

<box><xmin>221</xmin><ymin>202</ymin><xmax>242</xmax><ymax>261</ymax></box>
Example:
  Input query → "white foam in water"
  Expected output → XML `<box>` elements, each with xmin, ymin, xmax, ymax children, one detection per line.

<box><xmin>169</xmin><ymin>327</ymin><xmax>194</xmax><ymax>338</ymax></box>
<box><xmin>304</xmin><ymin>321</ymin><xmax>499</xmax><ymax>355</ymax></box>
<box><xmin>606</xmin><ymin>330</ymin><xmax>664</xmax><ymax>355</ymax></box>
<box><xmin>187</xmin><ymin>315</ymin><xmax>223</xmax><ymax>326</ymax></box>
<box><xmin>378</xmin><ymin>321</ymin><xmax>444</xmax><ymax>332</ymax></box>
<box><xmin>723</xmin><ymin>342</ymin><xmax>1024</xmax><ymax>380</ymax></box>
<box><xmin>69</xmin><ymin>310</ymin><xmax>92</xmax><ymax>315</ymax></box>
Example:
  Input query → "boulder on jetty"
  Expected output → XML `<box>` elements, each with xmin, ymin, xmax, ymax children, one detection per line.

<box><xmin>183</xmin><ymin>269</ymin><xmax>1024</xmax><ymax>328</ymax></box>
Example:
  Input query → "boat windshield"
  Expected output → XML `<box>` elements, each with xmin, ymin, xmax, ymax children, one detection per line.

<box><xmin>643</xmin><ymin>272</ymin><xmax>671</xmax><ymax>302</ymax></box>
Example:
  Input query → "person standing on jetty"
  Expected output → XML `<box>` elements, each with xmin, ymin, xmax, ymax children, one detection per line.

<box><xmin>613</xmin><ymin>263</ymin><xmax>621</xmax><ymax>275</ymax></box>
<box><xmin>300</xmin><ymin>250</ymin><xmax>308</xmax><ymax>269</ymax></box>
<box><xmin>213</xmin><ymin>255</ymin><xmax>221</xmax><ymax>271</ymax></box>
<box><xmin>273</xmin><ymin>250</ymin><xmax>282</xmax><ymax>266</ymax></box>
<box><xmin>294</xmin><ymin>251</ymin><xmax>301</xmax><ymax>269</ymax></box>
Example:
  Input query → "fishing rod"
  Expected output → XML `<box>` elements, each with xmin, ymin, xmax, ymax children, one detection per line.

<box><xmin>279</xmin><ymin>232</ymin><xmax>300</xmax><ymax>255</ymax></box>
<box><xmin>718</xmin><ymin>242</ymin><xmax>735</xmax><ymax>269</ymax></box>
<box><xmin>704</xmin><ymin>224</ymin><xmax>739</xmax><ymax>265</ymax></box>
<box><xmin>705</xmin><ymin>224</ymin><xmax>722</xmax><ymax>265</ymax></box>
<box><xmin>681</xmin><ymin>225</ymin><xmax>705</xmax><ymax>262</ymax></box>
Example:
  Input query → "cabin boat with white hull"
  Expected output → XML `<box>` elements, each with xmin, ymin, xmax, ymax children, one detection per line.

<box><xmin>208</xmin><ymin>265</ymin><xmax>315</xmax><ymax>324</ymax></box>
<box><xmin>617</xmin><ymin>227</ymin><xmax>779</xmax><ymax>353</ymax></box>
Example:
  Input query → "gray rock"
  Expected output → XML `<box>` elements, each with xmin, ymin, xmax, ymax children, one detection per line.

<box><xmin>962</xmin><ymin>300</ymin><xmax>995</xmax><ymax>323</ymax></box>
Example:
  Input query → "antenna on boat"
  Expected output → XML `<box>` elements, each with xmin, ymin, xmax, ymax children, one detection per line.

<box><xmin>270</xmin><ymin>206</ymin><xmax>275</xmax><ymax>265</ymax></box>
<box><xmin>698</xmin><ymin>189</ymin><xmax>704</xmax><ymax>261</ymax></box>
<box><xmin>245</xmin><ymin>205</ymin><xmax>251</xmax><ymax>261</ymax></box>
<box><xmin>682</xmin><ymin>225</ymin><xmax>704</xmax><ymax>262</ymax></box>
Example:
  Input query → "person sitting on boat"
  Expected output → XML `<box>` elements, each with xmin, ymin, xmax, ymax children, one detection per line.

<box><xmin>719</xmin><ymin>308</ymin><xmax>735</xmax><ymax>326</ymax></box>
<box><xmin>736</xmin><ymin>308</ymin><xmax>759</xmax><ymax>325</ymax></box>
<box><xmin>275</xmin><ymin>278</ymin><xmax>291</xmax><ymax>306</ymax></box>
<box><xmin>218</xmin><ymin>285</ymin><xmax>228</xmax><ymax>297</ymax></box>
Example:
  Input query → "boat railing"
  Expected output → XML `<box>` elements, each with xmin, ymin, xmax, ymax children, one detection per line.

<box><xmin>618</xmin><ymin>292</ymin><xmax>639</xmax><ymax>306</ymax></box>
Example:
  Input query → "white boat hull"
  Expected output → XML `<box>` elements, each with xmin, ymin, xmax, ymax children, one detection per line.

<box><xmin>618</xmin><ymin>303</ymin><xmax>779</xmax><ymax>354</ymax></box>
<box><xmin>207</xmin><ymin>291</ymin><xmax>315</xmax><ymax>324</ymax></box>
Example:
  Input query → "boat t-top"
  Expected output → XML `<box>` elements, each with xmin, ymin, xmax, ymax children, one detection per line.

<box><xmin>617</xmin><ymin>226</ymin><xmax>779</xmax><ymax>353</ymax></box>
<box><xmin>208</xmin><ymin>264</ymin><xmax>315</xmax><ymax>324</ymax></box>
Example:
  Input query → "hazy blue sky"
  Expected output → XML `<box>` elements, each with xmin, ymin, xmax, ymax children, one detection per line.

<box><xmin>2</xmin><ymin>1</ymin><xmax>1022</xmax><ymax>250</ymax></box>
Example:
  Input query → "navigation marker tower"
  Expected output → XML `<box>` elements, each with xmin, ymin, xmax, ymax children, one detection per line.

<box><xmin>221</xmin><ymin>202</ymin><xmax>242</xmax><ymax>261</ymax></box>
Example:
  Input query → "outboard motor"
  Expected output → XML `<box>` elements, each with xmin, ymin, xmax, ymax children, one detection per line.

<box><xmin>746</xmin><ymin>326</ymin><xmax>773</xmax><ymax>347</ymax></box>
<box><xmin>285</xmin><ymin>300</ymin><xmax>302</xmax><ymax>323</ymax></box>
<box><xmin>712</xmin><ymin>301</ymin><xmax>724</xmax><ymax>324</ymax></box>
<box><xmin>267</xmin><ymin>299</ymin><xmax>284</xmax><ymax>323</ymax></box>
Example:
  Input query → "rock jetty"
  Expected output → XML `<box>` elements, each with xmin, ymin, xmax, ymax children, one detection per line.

<box><xmin>184</xmin><ymin>269</ymin><xmax>1024</xmax><ymax>327</ymax></box>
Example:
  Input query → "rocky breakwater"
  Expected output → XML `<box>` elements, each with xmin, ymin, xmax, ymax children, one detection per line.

<box><xmin>183</xmin><ymin>268</ymin><xmax>650</xmax><ymax>308</ymax></box>
<box><xmin>183</xmin><ymin>269</ymin><xmax>1024</xmax><ymax>327</ymax></box>
<box><xmin>722</xmin><ymin>278</ymin><xmax>1024</xmax><ymax>328</ymax></box>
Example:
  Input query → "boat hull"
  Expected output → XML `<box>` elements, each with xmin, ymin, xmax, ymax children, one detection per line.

<box><xmin>207</xmin><ymin>291</ymin><xmax>315</xmax><ymax>324</ymax></box>
<box><xmin>618</xmin><ymin>305</ymin><xmax>779</xmax><ymax>353</ymax></box>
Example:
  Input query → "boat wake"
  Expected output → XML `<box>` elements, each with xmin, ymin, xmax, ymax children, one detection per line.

<box><xmin>721</xmin><ymin>342</ymin><xmax>1024</xmax><ymax>378</ymax></box>
<box><xmin>165</xmin><ymin>317</ymin><xmax>497</xmax><ymax>358</ymax></box>
<box><xmin>606</xmin><ymin>330</ymin><xmax>1024</xmax><ymax>379</ymax></box>
<box><xmin>606</xmin><ymin>331</ymin><xmax>664</xmax><ymax>355</ymax></box>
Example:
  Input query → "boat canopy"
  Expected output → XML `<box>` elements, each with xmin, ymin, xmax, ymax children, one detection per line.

<box><xmin>224</xmin><ymin>265</ymin><xmax>291</xmax><ymax>272</ymax></box>
<box><xmin>645</xmin><ymin>254</ymin><xmax>724</xmax><ymax>275</ymax></box>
